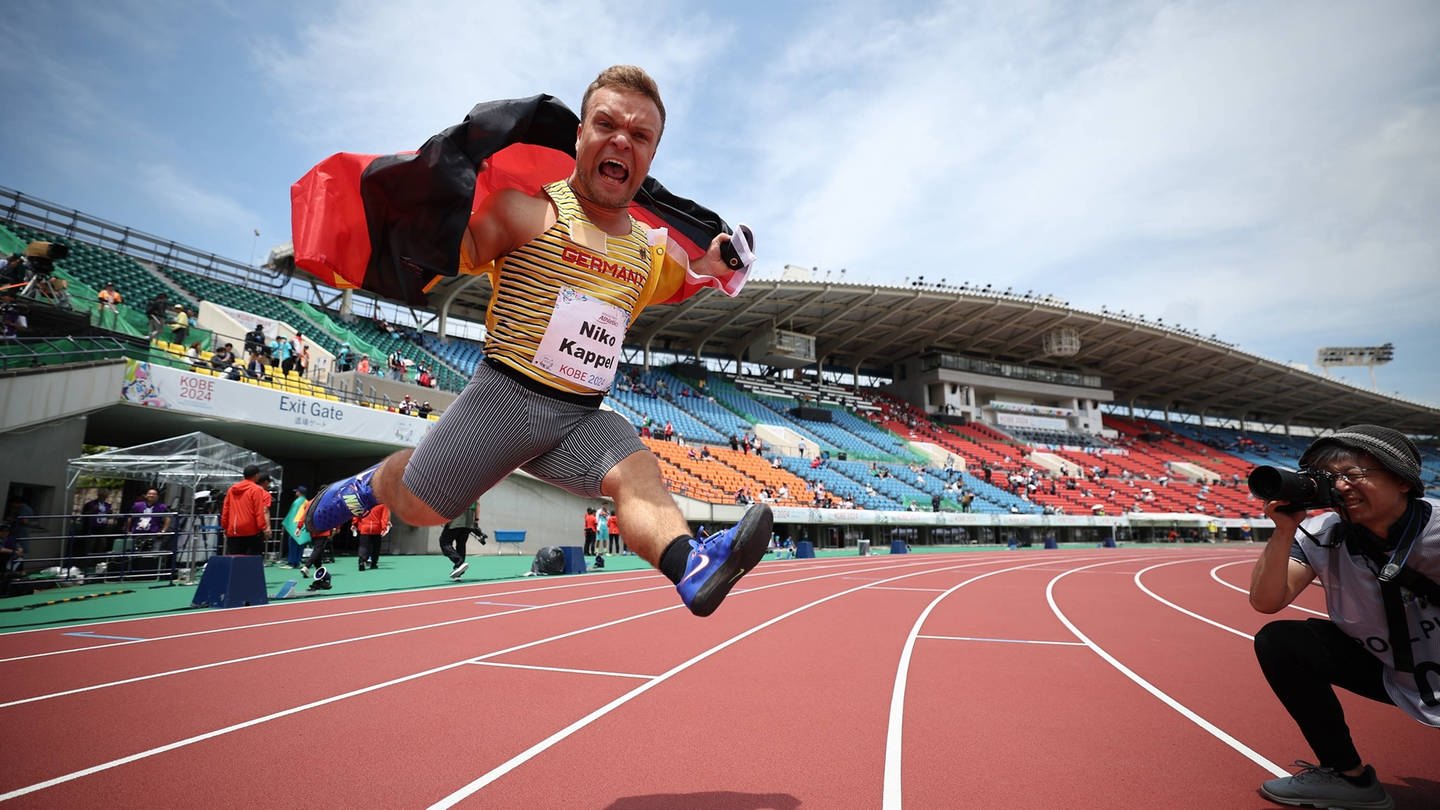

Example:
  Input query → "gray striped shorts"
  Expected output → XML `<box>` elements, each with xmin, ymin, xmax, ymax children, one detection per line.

<box><xmin>403</xmin><ymin>360</ymin><xmax>645</xmax><ymax>519</ymax></box>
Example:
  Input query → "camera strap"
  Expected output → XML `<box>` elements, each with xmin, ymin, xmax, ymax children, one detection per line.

<box><xmin>1344</xmin><ymin>500</ymin><xmax>1438</xmax><ymax>674</ymax></box>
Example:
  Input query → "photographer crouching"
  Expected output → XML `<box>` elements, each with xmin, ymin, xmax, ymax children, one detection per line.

<box><xmin>1247</xmin><ymin>425</ymin><xmax>1437</xmax><ymax>809</ymax></box>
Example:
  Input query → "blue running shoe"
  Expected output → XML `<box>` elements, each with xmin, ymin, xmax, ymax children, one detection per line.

<box><xmin>676</xmin><ymin>504</ymin><xmax>773</xmax><ymax>617</ymax></box>
<box><xmin>305</xmin><ymin>465</ymin><xmax>379</xmax><ymax>535</ymax></box>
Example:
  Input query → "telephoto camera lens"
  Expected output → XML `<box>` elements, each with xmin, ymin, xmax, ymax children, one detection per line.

<box><xmin>1247</xmin><ymin>466</ymin><xmax>1337</xmax><ymax>511</ymax></box>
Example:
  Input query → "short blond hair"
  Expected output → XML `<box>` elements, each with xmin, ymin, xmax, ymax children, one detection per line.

<box><xmin>580</xmin><ymin>65</ymin><xmax>666</xmax><ymax>134</ymax></box>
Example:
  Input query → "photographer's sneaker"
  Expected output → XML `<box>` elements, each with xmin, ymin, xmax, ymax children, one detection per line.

<box><xmin>1260</xmin><ymin>762</ymin><xmax>1393</xmax><ymax>809</ymax></box>
<box><xmin>676</xmin><ymin>504</ymin><xmax>773</xmax><ymax>617</ymax></box>
<box><xmin>449</xmin><ymin>561</ymin><xmax>469</xmax><ymax>581</ymax></box>
<box><xmin>305</xmin><ymin>466</ymin><xmax>380</xmax><ymax>534</ymax></box>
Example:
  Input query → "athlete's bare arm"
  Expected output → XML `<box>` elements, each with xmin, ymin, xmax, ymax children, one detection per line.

<box><xmin>462</xmin><ymin>188</ymin><xmax>556</xmax><ymax>268</ymax></box>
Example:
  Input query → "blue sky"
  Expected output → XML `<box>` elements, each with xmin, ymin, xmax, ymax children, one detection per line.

<box><xmin>3</xmin><ymin>0</ymin><xmax>1438</xmax><ymax>409</ymax></box>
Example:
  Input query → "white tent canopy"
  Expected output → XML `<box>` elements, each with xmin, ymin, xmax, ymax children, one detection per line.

<box><xmin>64</xmin><ymin>432</ymin><xmax>282</xmax><ymax>581</ymax></box>
<box><xmin>66</xmin><ymin>431</ymin><xmax>281</xmax><ymax>494</ymax></box>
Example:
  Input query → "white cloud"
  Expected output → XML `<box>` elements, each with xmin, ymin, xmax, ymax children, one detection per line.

<box><xmin>253</xmin><ymin>0</ymin><xmax>726</xmax><ymax>155</ymax></box>
<box><xmin>134</xmin><ymin>162</ymin><xmax>262</xmax><ymax>233</ymax></box>
<box><xmin>6</xmin><ymin>0</ymin><xmax>1436</xmax><ymax>404</ymax></box>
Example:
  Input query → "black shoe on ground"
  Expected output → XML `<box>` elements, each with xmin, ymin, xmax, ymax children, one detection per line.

<box><xmin>1259</xmin><ymin>762</ymin><xmax>1392</xmax><ymax>809</ymax></box>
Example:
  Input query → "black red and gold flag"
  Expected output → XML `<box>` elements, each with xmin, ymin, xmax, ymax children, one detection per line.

<box><xmin>291</xmin><ymin>94</ymin><xmax>740</xmax><ymax>306</ymax></box>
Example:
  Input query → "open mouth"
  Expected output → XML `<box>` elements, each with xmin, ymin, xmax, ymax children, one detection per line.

<box><xmin>599</xmin><ymin>159</ymin><xmax>629</xmax><ymax>184</ymax></box>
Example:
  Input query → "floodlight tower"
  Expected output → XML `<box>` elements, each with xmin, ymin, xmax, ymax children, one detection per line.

<box><xmin>1315</xmin><ymin>343</ymin><xmax>1394</xmax><ymax>390</ymax></box>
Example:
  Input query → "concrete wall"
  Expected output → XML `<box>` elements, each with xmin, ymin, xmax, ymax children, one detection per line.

<box><xmin>0</xmin><ymin>361</ymin><xmax>125</xmax><ymax>433</ymax></box>
<box><xmin>0</xmin><ymin>414</ymin><xmax>89</xmax><ymax>564</ymax></box>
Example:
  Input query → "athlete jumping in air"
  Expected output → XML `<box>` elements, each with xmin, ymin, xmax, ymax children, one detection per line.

<box><xmin>305</xmin><ymin>65</ymin><xmax>769</xmax><ymax>616</ymax></box>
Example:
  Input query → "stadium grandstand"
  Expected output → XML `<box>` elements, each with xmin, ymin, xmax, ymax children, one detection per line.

<box><xmin>3</xmin><ymin>183</ymin><xmax>1439</xmax><ymax>592</ymax></box>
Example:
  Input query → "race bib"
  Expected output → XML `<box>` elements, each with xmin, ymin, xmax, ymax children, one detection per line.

<box><xmin>533</xmin><ymin>287</ymin><xmax>627</xmax><ymax>391</ymax></box>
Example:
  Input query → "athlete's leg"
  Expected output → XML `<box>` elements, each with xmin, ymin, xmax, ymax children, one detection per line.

<box><xmin>308</xmin><ymin>364</ymin><xmax>544</xmax><ymax>533</ymax></box>
<box><xmin>601</xmin><ymin>451</ymin><xmax>691</xmax><ymax>567</ymax></box>
<box><xmin>532</xmin><ymin>410</ymin><xmax>771</xmax><ymax>617</ymax></box>
<box><xmin>371</xmin><ymin>449</ymin><xmax>447</xmax><ymax>526</ymax></box>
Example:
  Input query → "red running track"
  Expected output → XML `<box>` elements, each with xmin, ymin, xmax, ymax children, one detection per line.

<box><xmin>0</xmin><ymin>548</ymin><xmax>1435</xmax><ymax>809</ymax></box>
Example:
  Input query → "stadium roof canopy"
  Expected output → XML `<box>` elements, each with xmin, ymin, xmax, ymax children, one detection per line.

<box><xmin>433</xmin><ymin>275</ymin><xmax>1440</xmax><ymax>436</ymax></box>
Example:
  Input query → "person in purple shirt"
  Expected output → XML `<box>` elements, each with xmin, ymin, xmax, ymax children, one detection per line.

<box><xmin>127</xmin><ymin>488</ymin><xmax>171</xmax><ymax>550</ymax></box>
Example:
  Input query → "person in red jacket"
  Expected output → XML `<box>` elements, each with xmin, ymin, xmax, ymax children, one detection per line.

<box><xmin>221</xmin><ymin>466</ymin><xmax>273</xmax><ymax>555</ymax></box>
<box><xmin>353</xmin><ymin>504</ymin><xmax>391</xmax><ymax>571</ymax></box>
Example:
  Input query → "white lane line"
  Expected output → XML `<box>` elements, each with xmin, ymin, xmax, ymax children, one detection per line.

<box><xmin>0</xmin><ymin>573</ymin><xmax>658</xmax><ymax>663</ymax></box>
<box><xmin>0</xmin><ymin>556</ymin><xmax>988</xmax><ymax>801</ymax></box>
<box><xmin>62</xmin><ymin>632</ymin><xmax>146</xmax><ymax>641</ymax></box>
<box><xmin>464</xmin><ymin>662</ymin><xmax>656</xmax><ymax>680</ymax></box>
<box><xmin>0</xmin><ymin>558</ymin><xmax>949</xmax><ymax>708</ymax></box>
<box><xmin>429</xmin><ymin>556</ymin><xmax>1010</xmax><ymax>809</ymax></box>
<box><xmin>0</xmin><ymin>583</ymin><xmax>676</xmax><ymax>710</ymax></box>
<box><xmin>867</xmin><ymin>586</ymin><xmax>951</xmax><ymax>593</ymax></box>
<box><xmin>1047</xmin><ymin>557</ymin><xmax>1288</xmax><ymax>778</ymax></box>
<box><xmin>882</xmin><ymin>553</ymin><xmax>1125</xmax><ymax>810</ymax></box>
<box><xmin>1208</xmin><ymin>560</ymin><xmax>1325</xmax><ymax>617</ymax></box>
<box><xmin>0</xmin><ymin>556</ymin><xmax>891</xmax><ymax>661</ymax></box>
<box><xmin>1134</xmin><ymin>559</ymin><xmax>1257</xmax><ymax>641</ymax></box>
<box><xmin>916</xmin><ymin>634</ymin><xmax>1086</xmax><ymax>647</ymax></box>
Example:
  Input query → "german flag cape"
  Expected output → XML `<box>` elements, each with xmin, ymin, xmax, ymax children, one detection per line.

<box><xmin>291</xmin><ymin>94</ymin><xmax>743</xmax><ymax>306</ymax></box>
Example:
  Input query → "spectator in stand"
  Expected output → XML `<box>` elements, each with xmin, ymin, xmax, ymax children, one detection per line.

<box><xmin>664</xmin><ymin>421</ymin><xmax>675</xmax><ymax>442</ymax></box>
<box><xmin>185</xmin><ymin>340</ymin><xmax>205</xmax><ymax>367</ymax></box>
<box><xmin>169</xmin><ymin>304</ymin><xmax>190</xmax><ymax>345</ymax></box>
<box><xmin>416</xmin><ymin>401</ymin><xmax>433</xmax><ymax>419</ymax></box>
<box><xmin>243</xmin><ymin>324</ymin><xmax>266</xmax><ymax>356</ymax></box>
<box><xmin>209</xmin><ymin>343</ymin><xmax>237</xmax><ymax>371</ymax></box>
<box><xmin>96</xmin><ymin>282</ymin><xmax>123</xmax><ymax>329</ymax></box>
<box><xmin>245</xmin><ymin>350</ymin><xmax>269</xmax><ymax>380</ymax></box>
<box><xmin>335</xmin><ymin>343</ymin><xmax>355</xmax><ymax>372</ymax></box>
<box><xmin>388</xmin><ymin>350</ymin><xmax>406</xmax><ymax>381</ymax></box>
<box><xmin>145</xmin><ymin>292</ymin><xmax>169</xmax><ymax>340</ymax></box>
<box><xmin>268</xmin><ymin>334</ymin><xmax>289</xmax><ymax>370</ymax></box>
<box><xmin>221</xmin><ymin>466</ymin><xmax>272</xmax><ymax>555</ymax></box>
<box><xmin>353</xmin><ymin>503</ymin><xmax>391</xmax><ymax>571</ymax></box>
<box><xmin>417</xmin><ymin>365</ymin><xmax>435</xmax><ymax>388</ymax></box>
<box><xmin>280</xmin><ymin>334</ymin><xmax>301</xmax><ymax>377</ymax></box>
<box><xmin>297</xmin><ymin>342</ymin><xmax>311</xmax><ymax>379</ymax></box>
<box><xmin>356</xmin><ymin>355</ymin><xmax>372</xmax><ymax>375</ymax></box>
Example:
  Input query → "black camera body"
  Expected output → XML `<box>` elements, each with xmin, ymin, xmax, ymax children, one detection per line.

<box><xmin>22</xmin><ymin>241</ymin><xmax>68</xmax><ymax>276</ymax></box>
<box><xmin>1248</xmin><ymin>466</ymin><xmax>1341</xmax><ymax>512</ymax></box>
